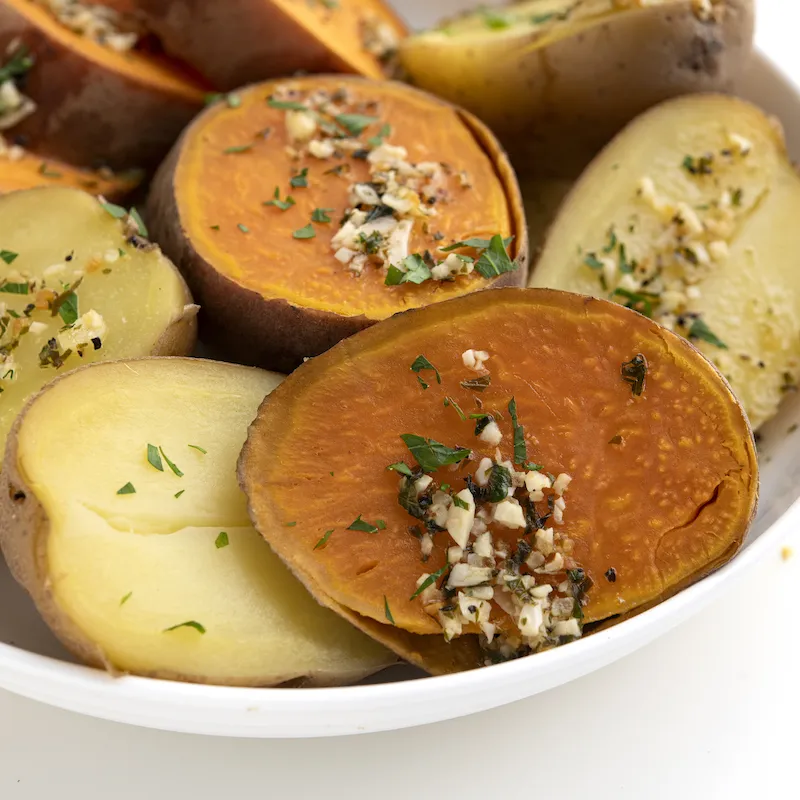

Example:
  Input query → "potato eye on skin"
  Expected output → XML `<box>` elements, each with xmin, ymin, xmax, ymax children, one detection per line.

<box><xmin>240</xmin><ymin>287</ymin><xmax>757</xmax><ymax>675</ymax></box>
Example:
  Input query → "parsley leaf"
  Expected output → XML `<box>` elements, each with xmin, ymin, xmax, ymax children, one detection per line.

<box><xmin>290</xmin><ymin>168</ymin><xmax>309</xmax><ymax>188</ymax></box>
<box><xmin>384</xmin><ymin>595</ymin><xmax>395</xmax><ymax>625</ymax></box>
<box><xmin>163</xmin><ymin>621</ymin><xmax>206</xmax><ymax>634</ymax></box>
<box><xmin>385</xmin><ymin>254</ymin><xmax>432</xmax><ymax>286</ymax></box>
<box><xmin>460</xmin><ymin>375</ymin><xmax>491</xmax><ymax>392</ymax></box>
<box><xmin>508</xmin><ymin>397</ymin><xmax>527</xmax><ymax>464</ymax></box>
<box><xmin>475</xmin><ymin>235</ymin><xmax>517</xmax><ymax>279</ymax></box>
<box><xmin>439</xmin><ymin>236</ymin><xmax>514</xmax><ymax>253</ymax></box>
<box><xmin>267</xmin><ymin>98</ymin><xmax>308</xmax><ymax>110</ymax></box>
<box><xmin>444</xmin><ymin>397</ymin><xmax>466</xmax><ymax>421</ymax></box>
<box><xmin>116</xmin><ymin>482</ymin><xmax>136</xmax><ymax>495</ymax></box>
<box><xmin>265</xmin><ymin>187</ymin><xmax>296</xmax><ymax>210</ymax></box>
<box><xmin>0</xmin><ymin>250</ymin><xmax>18</xmax><ymax>264</ymax></box>
<box><xmin>159</xmin><ymin>447</ymin><xmax>183</xmax><ymax>477</ymax></box>
<box><xmin>120</xmin><ymin>591</ymin><xmax>132</xmax><ymax>606</ymax></box>
<box><xmin>410</xmin><ymin>355</ymin><xmax>441</xmax><ymax>388</ymax></box>
<box><xmin>689</xmin><ymin>318</ymin><xmax>728</xmax><ymax>349</ymax></box>
<box><xmin>188</xmin><ymin>444</ymin><xmax>207</xmax><ymax>454</ymax></box>
<box><xmin>367</xmin><ymin>124</ymin><xmax>392</xmax><ymax>148</ymax></box>
<box><xmin>410</xmin><ymin>564</ymin><xmax>449</xmax><ymax>600</ymax></box>
<box><xmin>215</xmin><ymin>532</ymin><xmax>229</xmax><ymax>549</ymax></box>
<box><xmin>293</xmin><ymin>224</ymin><xmax>316</xmax><ymax>239</ymax></box>
<box><xmin>386</xmin><ymin>462</ymin><xmax>413</xmax><ymax>476</ymax></box>
<box><xmin>147</xmin><ymin>444</ymin><xmax>163</xmax><ymax>471</ymax></box>
<box><xmin>348</xmin><ymin>515</ymin><xmax>379</xmax><ymax>533</ymax></box>
<box><xmin>311</xmin><ymin>207</ymin><xmax>335</xmax><ymax>223</ymax></box>
<box><xmin>400</xmin><ymin>434</ymin><xmax>470</xmax><ymax>473</ymax></box>
<box><xmin>223</xmin><ymin>144</ymin><xmax>253</xmax><ymax>154</ymax></box>
<box><xmin>335</xmin><ymin>113</ymin><xmax>379</xmax><ymax>136</ymax></box>
<box><xmin>57</xmin><ymin>291</ymin><xmax>79</xmax><ymax>326</ymax></box>
<box><xmin>314</xmin><ymin>529</ymin><xmax>334</xmax><ymax>550</ymax></box>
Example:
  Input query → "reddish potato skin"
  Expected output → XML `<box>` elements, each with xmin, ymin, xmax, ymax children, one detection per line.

<box><xmin>137</xmin><ymin>0</ymin><xmax>408</xmax><ymax>91</ymax></box>
<box><xmin>146</xmin><ymin>104</ymin><xmax>528</xmax><ymax>375</ymax></box>
<box><xmin>0</xmin><ymin>1</ymin><xmax>205</xmax><ymax>170</ymax></box>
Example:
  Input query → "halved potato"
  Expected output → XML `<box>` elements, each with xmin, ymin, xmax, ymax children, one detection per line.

<box><xmin>0</xmin><ymin>358</ymin><xmax>393</xmax><ymax>685</ymax></box>
<box><xmin>0</xmin><ymin>186</ymin><xmax>196</xmax><ymax>451</ymax></box>
<box><xmin>531</xmin><ymin>94</ymin><xmax>800</xmax><ymax>429</ymax></box>
<box><xmin>400</xmin><ymin>0</ymin><xmax>754</xmax><ymax>178</ymax></box>
<box><xmin>0</xmin><ymin>0</ymin><xmax>206</xmax><ymax>169</ymax></box>
<box><xmin>0</xmin><ymin>137</ymin><xmax>139</xmax><ymax>199</ymax></box>
<box><xmin>137</xmin><ymin>0</ymin><xmax>407</xmax><ymax>91</ymax></box>
<box><xmin>239</xmin><ymin>288</ymin><xmax>758</xmax><ymax>674</ymax></box>
<box><xmin>148</xmin><ymin>75</ymin><xmax>527</xmax><ymax>372</ymax></box>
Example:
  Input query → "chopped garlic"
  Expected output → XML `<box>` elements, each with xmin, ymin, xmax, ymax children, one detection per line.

<box><xmin>447</xmin><ymin>546</ymin><xmax>464</xmax><ymax>564</ymax></box>
<box><xmin>447</xmin><ymin>563</ymin><xmax>493</xmax><ymax>588</ymax></box>
<box><xmin>478</xmin><ymin>420</ymin><xmax>503</xmax><ymax>447</ymax></box>
<box><xmin>475</xmin><ymin>457</ymin><xmax>494</xmax><ymax>487</ymax></box>
<box><xmin>492</xmin><ymin>498</ymin><xmax>526</xmax><ymax>529</ymax></box>
<box><xmin>462</xmin><ymin>349</ymin><xmax>489</xmax><ymax>372</ymax></box>
<box><xmin>552</xmin><ymin>473</ymin><xmax>572</xmax><ymax>496</ymax></box>
<box><xmin>517</xmin><ymin>603</ymin><xmax>544</xmax><ymax>637</ymax></box>
<box><xmin>308</xmin><ymin>138</ymin><xmax>336</xmax><ymax>159</ymax></box>
<box><xmin>446</xmin><ymin>489</ymin><xmax>475</xmax><ymax>548</ymax></box>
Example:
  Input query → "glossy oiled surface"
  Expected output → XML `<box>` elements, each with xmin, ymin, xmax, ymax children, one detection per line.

<box><xmin>177</xmin><ymin>77</ymin><xmax>515</xmax><ymax>319</ymax></box>
<box><xmin>242</xmin><ymin>289</ymin><xmax>757</xmax><ymax>635</ymax></box>
<box><xmin>13</xmin><ymin>359</ymin><xmax>391</xmax><ymax>684</ymax></box>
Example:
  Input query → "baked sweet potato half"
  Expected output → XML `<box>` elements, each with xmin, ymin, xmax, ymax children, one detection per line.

<box><xmin>400</xmin><ymin>0</ymin><xmax>754</xmax><ymax>178</ymax></box>
<box><xmin>0</xmin><ymin>358</ymin><xmax>393</xmax><ymax>686</ymax></box>
<box><xmin>0</xmin><ymin>135</ymin><xmax>139</xmax><ymax>199</ymax></box>
<box><xmin>0</xmin><ymin>0</ymin><xmax>206</xmax><ymax>169</ymax></box>
<box><xmin>239</xmin><ymin>288</ymin><xmax>758</xmax><ymax>674</ymax></box>
<box><xmin>137</xmin><ymin>0</ymin><xmax>407</xmax><ymax>91</ymax></box>
<box><xmin>148</xmin><ymin>76</ymin><xmax>527</xmax><ymax>373</ymax></box>
<box><xmin>0</xmin><ymin>186</ymin><xmax>197</xmax><ymax>453</ymax></box>
<box><xmin>531</xmin><ymin>94</ymin><xmax>800</xmax><ymax>429</ymax></box>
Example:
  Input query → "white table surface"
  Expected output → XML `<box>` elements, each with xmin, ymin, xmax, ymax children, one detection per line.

<box><xmin>2</xmin><ymin>2</ymin><xmax>798</xmax><ymax>797</ymax></box>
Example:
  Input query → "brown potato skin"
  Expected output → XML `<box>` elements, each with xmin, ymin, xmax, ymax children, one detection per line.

<box><xmin>137</xmin><ymin>0</ymin><xmax>408</xmax><ymax>91</ymax></box>
<box><xmin>0</xmin><ymin>1</ymin><xmax>205</xmax><ymax>169</ymax></box>
<box><xmin>147</xmin><ymin>95</ymin><xmax>529</xmax><ymax>374</ymax></box>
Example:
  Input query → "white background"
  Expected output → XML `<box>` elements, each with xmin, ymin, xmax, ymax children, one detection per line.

<box><xmin>1</xmin><ymin>1</ymin><xmax>798</xmax><ymax>797</ymax></box>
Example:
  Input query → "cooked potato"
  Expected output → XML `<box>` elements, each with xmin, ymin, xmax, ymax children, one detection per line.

<box><xmin>148</xmin><ymin>76</ymin><xmax>527</xmax><ymax>373</ymax></box>
<box><xmin>239</xmin><ymin>288</ymin><xmax>757</xmax><ymax>674</ymax></box>
<box><xmin>0</xmin><ymin>138</ymin><xmax>139</xmax><ymax>199</ymax></box>
<box><xmin>0</xmin><ymin>186</ymin><xmax>196</xmax><ymax>451</ymax></box>
<box><xmin>531</xmin><ymin>94</ymin><xmax>800</xmax><ymax>429</ymax></box>
<box><xmin>400</xmin><ymin>0</ymin><xmax>754</xmax><ymax>178</ymax></box>
<box><xmin>137</xmin><ymin>0</ymin><xmax>407</xmax><ymax>91</ymax></box>
<box><xmin>0</xmin><ymin>358</ymin><xmax>394</xmax><ymax>685</ymax></box>
<box><xmin>0</xmin><ymin>0</ymin><xmax>206</xmax><ymax>169</ymax></box>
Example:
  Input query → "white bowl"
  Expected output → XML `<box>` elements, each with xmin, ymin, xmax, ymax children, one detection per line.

<box><xmin>1</xmin><ymin>46</ymin><xmax>799</xmax><ymax>738</ymax></box>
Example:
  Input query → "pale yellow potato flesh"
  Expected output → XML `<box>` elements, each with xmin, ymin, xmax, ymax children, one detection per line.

<box><xmin>13</xmin><ymin>358</ymin><xmax>392</xmax><ymax>685</ymax></box>
<box><xmin>400</xmin><ymin>0</ymin><xmax>754</xmax><ymax>177</ymax></box>
<box><xmin>0</xmin><ymin>186</ymin><xmax>194</xmax><ymax>449</ymax></box>
<box><xmin>531</xmin><ymin>94</ymin><xmax>800</xmax><ymax>429</ymax></box>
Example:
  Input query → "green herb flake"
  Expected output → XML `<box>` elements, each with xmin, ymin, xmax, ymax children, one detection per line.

<box><xmin>584</xmin><ymin>253</ymin><xmax>604</xmax><ymax>270</ymax></box>
<box><xmin>444</xmin><ymin>396</ymin><xmax>466</xmax><ymax>421</ymax></box>
<box><xmin>385</xmin><ymin>253</ymin><xmax>432</xmax><ymax>286</ymax></box>
<box><xmin>0</xmin><ymin>250</ymin><xmax>18</xmax><ymax>264</ymax></box>
<box><xmin>215</xmin><ymin>531</ymin><xmax>229</xmax><ymax>549</ymax></box>
<box><xmin>376</xmin><ymin>519</ymin><xmax>387</xmax><ymax>530</ymax></box>
<box><xmin>410</xmin><ymin>355</ymin><xmax>441</xmax><ymax>388</ymax></box>
<box><xmin>731</xmin><ymin>187</ymin><xmax>743</xmax><ymax>207</ymax></box>
<box><xmin>238</xmin><ymin>223</ymin><xmax>250</xmax><ymax>233</ymax></box>
<box><xmin>267</xmin><ymin>97</ymin><xmax>308</xmax><ymax>111</ymax></box>
<box><xmin>348</xmin><ymin>515</ymin><xmax>379</xmax><ymax>534</ymax></box>
<box><xmin>290</xmin><ymin>167</ymin><xmax>309</xmax><ymax>188</ymax></box>
<box><xmin>335</xmin><ymin>113</ymin><xmax>379</xmax><ymax>136</ymax></box>
<box><xmin>460</xmin><ymin>375</ymin><xmax>491</xmax><ymax>392</ymax></box>
<box><xmin>688</xmin><ymin>318</ymin><xmax>728</xmax><ymax>349</ymax></box>
<box><xmin>38</xmin><ymin>162</ymin><xmax>62</xmax><ymax>178</ymax></box>
<box><xmin>159</xmin><ymin>447</ymin><xmax>184</xmax><ymax>477</ymax></box>
<box><xmin>440</xmin><ymin>236</ymin><xmax>513</xmax><ymax>253</ymax></box>
<box><xmin>57</xmin><ymin>291</ymin><xmax>79</xmax><ymax>326</ymax></box>
<box><xmin>147</xmin><ymin>443</ymin><xmax>164</xmax><ymax>471</ymax></box>
<box><xmin>367</xmin><ymin>123</ymin><xmax>392</xmax><ymax>148</ymax></box>
<box><xmin>384</xmin><ymin>595</ymin><xmax>395</xmax><ymax>624</ymax></box>
<box><xmin>293</xmin><ymin>223</ymin><xmax>316</xmax><ymax>239</ymax></box>
<box><xmin>400</xmin><ymin>434</ymin><xmax>470</xmax><ymax>473</ymax></box>
<box><xmin>475</xmin><ymin>235</ymin><xmax>517</xmax><ymax>279</ymax></box>
<box><xmin>224</xmin><ymin>144</ymin><xmax>253</xmax><ymax>154</ymax></box>
<box><xmin>621</xmin><ymin>354</ymin><xmax>648</xmax><ymax>397</ymax></box>
<box><xmin>116</xmin><ymin>482</ymin><xmax>136</xmax><ymax>495</ymax></box>
<box><xmin>524</xmin><ymin>462</ymin><xmax>543</xmax><ymax>472</ymax></box>
<box><xmin>508</xmin><ymin>397</ymin><xmax>527</xmax><ymax>464</ymax></box>
<box><xmin>0</xmin><ymin>44</ymin><xmax>34</xmax><ymax>85</ymax></box>
<box><xmin>481</xmin><ymin>8</ymin><xmax>513</xmax><ymax>28</ymax></box>
<box><xmin>452</xmin><ymin>495</ymin><xmax>469</xmax><ymax>510</ymax></box>
<box><xmin>311</xmin><ymin>207</ymin><xmax>335</xmax><ymax>223</ymax></box>
<box><xmin>174</xmin><ymin>490</ymin><xmax>185</xmax><ymax>499</ymax></box>
<box><xmin>285</xmin><ymin>521</ymin><xmax>297</xmax><ymax>527</ymax></box>
<box><xmin>386</xmin><ymin>462</ymin><xmax>413</xmax><ymax>477</ymax></box>
<box><xmin>188</xmin><ymin>444</ymin><xmax>207</xmax><ymax>454</ymax></box>
<box><xmin>120</xmin><ymin>591</ymin><xmax>133</xmax><ymax>606</ymax></box>
<box><xmin>410</xmin><ymin>563</ymin><xmax>448</xmax><ymax>600</ymax></box>
<box><xmin>100</xmin><ymin>200</ymin><xmax>127</xmax><ymax>220</ymax></box>
<box><xmin>0</xmin><ymin>281</ymin><xmax>28</xmax><ymax>294</ymax></box>
<box><xmin>265</xmin><ymin>187</ymin><xmax>296</xmax><ymax>210</ymax></box>
<box><xmin>130</xmin><ymin>207</ymin><xmax>148</xmax><ymax>238</ymax></box>
<box><xmin>314</xmin><ymin>529</ymin><xmax>335</xmax><ymax>550</ymax></box>
<box><xmin>163</xmin><ymin>621</ymin><xmax>206</xmax><ymax>635</ymax></box>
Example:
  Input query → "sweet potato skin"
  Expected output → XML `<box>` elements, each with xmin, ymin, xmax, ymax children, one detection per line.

<box><xmin>0</xmin><ymin>0</ymin><xmax>205</xmax><ymax>169</ymax></box>
<box><xmin>137</xmin><ymin>0</ymin><xmax>407</xmax><ymax>91</ymax></box>
<box><xmin>147</xmin><ymin>80</ymin><xmax>528</xmax><ymax>373</ymax></box>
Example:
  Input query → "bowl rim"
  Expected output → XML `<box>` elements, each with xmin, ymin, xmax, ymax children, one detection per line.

<box><xmin>0</xmin><ymin>48</ymin><xmax>797</xmax><ymax>738</ymax></box>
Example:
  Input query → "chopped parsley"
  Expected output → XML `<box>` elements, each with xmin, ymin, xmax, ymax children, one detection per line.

<box><xmin>293</xmin><ymin>224</ymin><xmax>316</xmax><ymax>239</ymax></box>
<box><xmin>613</xmin><ymin>288</ymin><xmax>654</xmax><ymax>318</ymax></box>
<box><xmin>335</xmin><ymin>113</ymin><xmax>379</xmax><ymax>136</ymax></box>
<box><xmin>410</xmin><ymin>355</ymin><xmax>441</xmax><ymax>389</ymax></box>
<box><xmin>440</xmin><ymin>236</ymin><xmax>514</xmax><ymax>252</ymax></box>
<box><xmin>267</xmin><ymin>97</ymin><xmax>308</xmax><ymax>111</ymax></box>
<box><xmin>621</xmin><ymin>354</ymin><xmax>648</xmax><ymax>397</ymax></box>
<box><xmin>116</xmin><ymin>482</ymin><xmax>136</xmax><ymax>495</ymax></box>
<box><xmin>0</xmin><ymin>281</ymin><xmax>28</xmax><ymax>294</ymax></box>
<box><xmin>159</xmin><ymin>447</ymin><xmax>183</xmax><ymax>477</ymax></box>
<box><xmin>57</xmin><ymin>290</ymin><xmax>79</xmax><ymax>326</ymax></box>
<box><xmin>146</xmin><ymin>443</ymin><xmax>163</xmax><ymax>471</ymax></box>
<box><xmin>386</xmin><ymin>462</ymin><xmax>413</xmax><ymax>477</ymax></box>
<box><xmin>682</xmin><ymin>153</ymin><xmax>714</xmax><ymax>176</ymax></box>
<box><xmin>384</xmin><ymin>595</ymin><xmax>395</xmax><ymax>625</ymax></box>
<box><xmin>385</xmin><ymin>254</ymin><xmax>432</xmax><ymax>286</ymax></box>
<box><xmin>120</xmin><ymin>591</ymin><xmax>132</xmax><ymax>606</ymax></box>
<box><xmin>367</xmin><ymin>124</ymin><xmax>392</xmax><ymax>148</ymax></box>
<box><xmin>460</xmin><ymin>375</ymin><xmax>491</xmax><ymax>392</ymax></box>
<box><xmin>0</xmin><ymin>250</ymin><xmax>18</xmax><ymax>264</ymax></box>
<box><xmin>400</xmin><ymin>434</ymin><xmax>470</xmax><ymax>473</ymax></box>
<box><xmin>215</xmin><ymin>532</ymin><xmax>229</xmax><ymax>549</ymax></box>
<box><xmin>311</xmin><ymin>207</ymin><xmax>335</xmax><ymax>223</ymax></box>
<box><xmin>688</xmin><ymin>318</ymin><xmax>728</xmax><ymax>349</ymax></box>
<box><xmin>314</xmin><ymin>529</ymin><xmax>334</xmax><ymax>550</ymax></box>
<box><xmin>0</xmin><ymin>44</ymin><xmax>33</xmax><ymax>84</ymax></box>
<box><xmin>224</xmin><ymin>144</ymin><xmax>253</xmax><ymax>154</ymax></box>
<box><xmin>188</xmin><ymin>444</ymin><xmax>207</xmax><ymax>454</ymax></box>
<box><xmin>285</xmin><ymin>521</ymin><xmax>297</xmax><ymax>527</ymax></box>
<box><xmin>163</xmin><ymin>621</ymin><xmax>206</xmax><ymax>635</ymax></box>
<box><xmin>410</xmin><ymin>563</ymin><xmax>448</xmax><ymax>600</ymax></box>
<box><xmin>481</xmin><ymin>9</ymin><xmax>513</xmax><ymax>28</ymax></box>
<box><xmin>265</xmin><ymin>187</ymin><xmax>295</xmax><ymax>210</ymax></box>
<box><xmin>584</xmin><ymin>253</ymin><xmax>604</xmax><ymax>270</ymax></box>
<box><xmin>508</xmin><ymin>397</ymin><xmax>527</xmax><ymax>464</ymax></box>
<box><xmin>475</xmin><ymin>235</ymin><xmax>516</xmax><ymax>279</ymax></box>
<box><xmin>238</xmin><ymin>223</ymin><xmax>250</xmax><ymax>233</ymax></box>
<box><xmin>174</xmin><ymin>490</ymin><xmax>185</xmax><ymax>499</ymax></box>
<box><xmin>444</xmin><ymin>397</ymin><xmax>466</xmax><ymax>421</ymax></box>
<box><xmin>452</xmin><ymin>495</ymin><xmax>469</xmax><ymax>510</ymax></box>
<box><xmin>38</xmin><ymin>162</ymin><xmax>62</xmax><ymax>178</ymax></box>
<box><xmin>348</xmin><ymin>515</ymin><xmax>379</xmax><ymax>533</ymax></box>
<box><xmin>376</xmin><ymin>519</ymin><xmax>387</xmax><ymax>530</ymax></box>
<box><xmin>290</xmin><ymin>167</ymin><xmax>309</xmax><ymax>188</ymax></box>
<box><xmin>524</xmin><ymin>462</ymin><xmax>543</xmax><ymax>472</ymax></box>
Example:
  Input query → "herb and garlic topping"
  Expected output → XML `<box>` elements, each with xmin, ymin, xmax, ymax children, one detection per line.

<box><xmin>33</xmin><ymin>0</ymin><xmax>144</xmax><ymax>52</ymax></box>
<box><xmin>263</xmin><ymin>83</ymin><xmax>517</xmax><ymax>287</ymax></box>
<box><xmin>0</xmin><ymin>42</ymin><xmax>35</xmax><ymax>131</ymax></box>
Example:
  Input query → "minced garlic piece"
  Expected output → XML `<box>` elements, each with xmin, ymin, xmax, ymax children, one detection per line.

<box><xmin>0</xmin><ymin>79</ymin><xmax>36</xmax><ymax>131</ymax></box>
<box><xmin>462</xmin><ymin>349</ymin><xmax>489</xmax><ymax>372</ymax></box>
<box><xmin>34</xmin><ymin>0</ymin><xmax>142</xmax><ymax>51</ymax></box>
<box><xmin>57</xmin><ymin>309</ymin><xmax>107</xmax><ymax>350</ymax></box>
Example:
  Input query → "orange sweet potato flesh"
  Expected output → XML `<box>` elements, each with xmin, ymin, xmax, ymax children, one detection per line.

<box><xmin>0</xmin><ymin>0</ymin><xmax>206</xmax><ymax>169</ymax></box>
<box><xmin>148</xmin><ymin>76</ymin><xmax>527</xmax><ymax>373</ymax></box>
<box><xmin>240</xmin><ymin>288</ymin><xmax>758</xmax><ymax>671</ymax></box>
<box><xmin>138</xmin><ymin>0</ymin><xmax>407</xmax><ymax>91</ymax></box>
<box><xmin>0</xmin><ymin>152</ymin><xmax>139</xmax><ymax>199</ymax></box>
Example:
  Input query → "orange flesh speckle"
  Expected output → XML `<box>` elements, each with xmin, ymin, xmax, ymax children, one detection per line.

<box><xmin>242</xmin><ymin>290</ymin><xmax>757</xmax><ymax>636</ymax></box>
<box><xmin>177</xmin><ymin>77</ymin><xmax>515</xmax><ymax>319</ymax></box>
